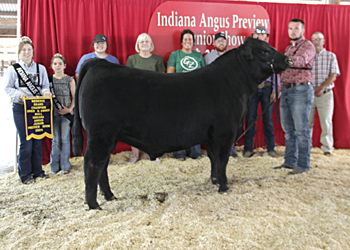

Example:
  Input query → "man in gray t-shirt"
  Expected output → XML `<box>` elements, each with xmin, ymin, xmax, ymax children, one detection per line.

<box><xmin>204</xmin><ymin>32</ymin><xmax>237</xmax><ymax>157</ymax></box>
<box><xmin>204</xmin><ymin>32</ymin><xmax>227</xmax><ymax>65</ymax></box>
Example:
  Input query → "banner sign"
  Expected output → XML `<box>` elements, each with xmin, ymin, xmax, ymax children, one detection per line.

<box><xmin>148</xmin><ymin>2</ymin><xmax>270</xmax><ymax>63</ymax></box>
<box><xmin>24</xmin><ymin>97</ymin><xmax>53</xmax><ymax>140</ymax></box>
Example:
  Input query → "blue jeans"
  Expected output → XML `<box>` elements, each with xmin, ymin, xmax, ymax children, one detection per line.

<box><xmin>280</xmin><ymin>84</ymin><xmax>314</xmax><ymax>171</ymax></box>
<box><xmin>13</xmin><ymin>103</ymin><xmax>44</xmax><ymax>183</ymax></box>
<box><xmin>50</xmin><ymin>115</ymin><xmax>71</xmax><ymax>173</ymax></box>
<box><xmin>244</xmin><ymin>86</ymin><xmax>275</xmax><ymax>153</ymax></box>
<box><xmin>173</xmin><ymin>144</ymin><xmax>201</xmax><ymax>159</ymax></box>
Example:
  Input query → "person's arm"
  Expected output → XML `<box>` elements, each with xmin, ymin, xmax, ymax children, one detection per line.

<box><xmin>75</xmin><ymin>55</ymin><xmax>86</xmax><ymax>81</ymax></box>
<box><xmin>166</xmin><ymin>51</ymin><xmax>176</xmax><ymax>73</ymax></box>
<box><xmin>314</xmin><ymin>73</ymin><xmax>337</xmax><ymax>97</ymax></box>
<box><xmin>167</xmin><ymin>66</ymin><xmax>175</xmax><ymax>73</ymax></box>
<box><xmin>39</xmin><ymin>65</ymin><xmax>52</xmax><ymax>97</ymax></box>
<box><xmin>271</xmin><ymin>73</ymin><xmax>281</xmax><ymax>102</ymax></box>
<box><xmin>4</xmin><ymin>65</ymin><xmax>24</xmax><ymax>102</ymax></box>
<box><xmin>289</xmin><ymin>41</ymin><xmax>316</xmax><ymax>69</ymax></box>
<box><xmin>125</xmin><ymin>56</ymin><xmax>133</xmax><ymax>67</ymax></box>
<box><xmin>156</xmin><ymin>56</ymin><xmax>166</xmax><ymax>73</ymax></box>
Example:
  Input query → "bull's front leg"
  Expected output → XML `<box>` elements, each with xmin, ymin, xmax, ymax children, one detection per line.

<box><xmin>206</xmin><ymin>144</ymin><xmax>218</xmax><ymax>184</ymax></box>
<box><xmin>206</xmin><ymin>143</ymin><xmax>230</xmax><ymax>192</ymax></box>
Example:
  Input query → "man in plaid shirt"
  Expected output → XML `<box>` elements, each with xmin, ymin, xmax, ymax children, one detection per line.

<box><xmin>309</xmin><ymin>32</ymin><xmax>340</xmax><ymax>156</ymax></box>
<box><xmin>274</xmin><ymin>18</ymin><xmax>316</xmax><ymax>174</ymax></box>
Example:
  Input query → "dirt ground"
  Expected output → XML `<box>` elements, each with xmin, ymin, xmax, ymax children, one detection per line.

<box><xmin>0</xmin><ymin>146</ymin><xmax>349</xmax><ymax>249</ymax></box>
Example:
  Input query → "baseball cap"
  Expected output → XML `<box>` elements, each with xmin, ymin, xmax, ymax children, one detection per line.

<box><xmin>93</xmin><ymin>34</ymin><xmax>108</xmax><ymax>43</ymax></box>
<box><xmin>214</xmin><ymin>32</ymin><xmax>226</xmax><ymax>41</ymax></box>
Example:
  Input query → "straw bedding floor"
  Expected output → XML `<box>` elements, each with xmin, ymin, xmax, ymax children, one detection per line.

<box><xmin>0</xmin><ymin>146</ymin><xmax>349</xmax><ymax>249</ymax></box>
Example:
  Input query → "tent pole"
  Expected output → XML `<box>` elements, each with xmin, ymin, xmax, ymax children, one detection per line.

<box><xmin>14</xmin><ymin>0</ymin><xmax>21</xmax><ymax>174</ymax></box>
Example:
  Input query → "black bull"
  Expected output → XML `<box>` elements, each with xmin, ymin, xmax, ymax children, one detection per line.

<box><xmin>72</xmin><ymin>37</ymin><xmax>290</xmax><ymax>209</ymax></box>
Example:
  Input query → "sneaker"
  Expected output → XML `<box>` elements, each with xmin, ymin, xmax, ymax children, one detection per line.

<box><xmin>35</xmin><ymin>173</ymin><xmax>49</xmax><ymax>179</ymax></box>
<box><xmin>324</xmin><ymin>152</ymin><xmax>332</xmax><ymax>156</ymax></box>
<box><xmin>23</xmin><ymin>176</ymin><xmax>34</xmax><ymax>185</ymax></box>
<box><xmin>288</xmin><ymin>168</ymin><xmax>309</xmax><ymax>175</ymax></box>
<box><xmin>62</xmin><ymin>170</ymin><xmax>70</xmax><ymax>175</ymax></box>
<box><xmin>273</xmin><ymin>164</ymin><xmax>293</xmax><ymax>170</ymax></box>
<box><xmin>155</xmin><ymin>158</ymin><xmax>161</xmax><ymax>163</ymax></box>
<box><xmin>268</xmin><ymin>151</ymin><xmax>277</xmax><ymax>157</ymax></box>
<box><xmin>176</xmin><ymin>157</ymin><xmax>186</xmax><ymax>161</ymax></box>
<box><xmin>243</xmin><ymin>151</ymin><xmax>253</xmax><ymax>158</ymax></box>
<box><xmin>129</xmin><ymin>154</ymin><xmax>139</xmax><ymax>163</ymax></box>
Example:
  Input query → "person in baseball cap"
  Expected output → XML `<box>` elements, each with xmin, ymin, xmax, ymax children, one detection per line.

<box><xmin>75</xmin><ymin>34</ymin><xmax>119</xmax><ymax>79</ymax></box>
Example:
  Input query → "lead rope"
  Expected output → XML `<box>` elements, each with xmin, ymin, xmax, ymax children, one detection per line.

<box><xmin>233</xmin><ymin>58</ymin><xmax>278</xmax><ymax>145</ymax></box>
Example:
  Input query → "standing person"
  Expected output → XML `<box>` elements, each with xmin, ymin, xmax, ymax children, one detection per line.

<box><xmin>204</xmin><ymin>32</ymin><xmax>237</xmax><ymax>158</ymax></box>
<box><xmin>309</xmin><ymin>32</ymin><xmax>340</xmax><ymax>156</ymax></box>
<box><xmin>126</xmin><ymin>33</ymin><xmax>165</xmax><ymax>163</ymax></box>
<box><xmin>243</xmin><ymin>26</ymin><xmax>280</xmax><ymax>158</ymax></box>
<box><xmin>49</xmin><ymin>53</ymin><xmax>76</xmax><ymax>174</ymax></box>
<box><xmin>4</xmin><ymin>37</ymin><xmax>52</xmax><ymax>184</ymax></box>
<box><xmin>274</xmin><ymin>18</ymin><xmax>316</xmax><ymax>174</ymax></box>
<box><xmin>75</xmin><ymin>34</ymin><xmax>119</xmax><ymax>79</ymax></box>
<box><xmin>167</xmin><ymin>29</ymin><xmax>205</xmax><ymax>160</ymax></box>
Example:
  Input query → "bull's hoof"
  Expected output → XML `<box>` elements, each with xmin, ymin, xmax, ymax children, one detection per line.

<box><xmin>89</xmin><ymin>205</ymin><xmax>102</xmax><ymax>210</ymax></box>
<box><xmin>211</xmin><ymin>177</ymin><xmax>218</xmax><ymax>185</ymax></box>
<box><xmin>218</xmin><ymin>185</ymin><xmax>229</xmax><ymax>193</ymax></box>
<box><xmin>106</xmin><ymin>195</ymin><xmax>117</xmax><ymax>201</ymax></box>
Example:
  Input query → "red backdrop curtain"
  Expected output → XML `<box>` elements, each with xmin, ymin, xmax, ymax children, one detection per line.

<box><xmin>20</xmin><ymin>0</ymin><xmax>350</xmax><ymax>164</ymax></box>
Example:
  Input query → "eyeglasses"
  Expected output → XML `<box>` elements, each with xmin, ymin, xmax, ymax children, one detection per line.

<box><xmin>311</xmin><ymin>38</ymin><xmax>324</xmax><ymax>41</ymax></box>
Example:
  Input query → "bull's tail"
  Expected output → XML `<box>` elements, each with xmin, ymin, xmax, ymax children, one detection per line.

<box><xmin>72</xmin><ymin>59</ymin><xmax>100</xmax><ymax>156</ymax></box>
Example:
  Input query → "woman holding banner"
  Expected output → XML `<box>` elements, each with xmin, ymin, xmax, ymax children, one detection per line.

<box><xmin>4</xmin><ymin>37</ymin><xmax>52</xmax><ymax>184</ymax></box>
<box><xmin>49</xmin><ymin>53</ymin><xmax>76</xmax><ymax>175</ymax></box>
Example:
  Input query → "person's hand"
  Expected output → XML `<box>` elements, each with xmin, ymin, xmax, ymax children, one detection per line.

<box><xmin>57</xmin><ymin>105</ymin><xmax>71</xmax><ymax>115</ymax></box>
<box><xmin>270</xmin><ymin>93</ymin><xmax>276</xmax><ymax>102</ymax></box>
<box><xmin>20</xmin><ymin>93</ymin><xmax>27</xmax><ymax>100</ymax></box>
<box><xmin>43</xmin><ymin>91</ymin><xmax>52</xmax><ymax>97</ymax></box>
<box><xmin>314</xmin><ymin>86</ymin><xmax>323</xmax><ymax>97</ymax></box>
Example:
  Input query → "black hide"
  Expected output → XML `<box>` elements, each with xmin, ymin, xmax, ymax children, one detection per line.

<box><xmin>72</xmin><ymin>37</ymin><xmax>290</xmax><ymax>209</ymax></box>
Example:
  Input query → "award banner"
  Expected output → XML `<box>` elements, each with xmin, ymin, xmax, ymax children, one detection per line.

<box><xmin>24</xmin><ymin>97</ymin><xmax>53</xmax><ymax>140</ymax></box>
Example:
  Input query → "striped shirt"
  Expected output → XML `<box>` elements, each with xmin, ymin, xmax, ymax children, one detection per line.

<box><xmin>312</xmin><ymin>48</ymin><xmax>340</xmax><ymax>89</ymax></box>
<box><xmin>281</xmin><ymin>36</ymin><xmax>316</xmax><ymax>84</ymax></box>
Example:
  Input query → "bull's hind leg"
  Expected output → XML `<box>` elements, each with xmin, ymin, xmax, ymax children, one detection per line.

<box><xmin>99</xmin><ymin>161</ymin><xmax>116</xmax><ymax>201</ymax></box>
<box><xmin>206</xmin><ymin>142</ymin><xmax>231</xmax><ymax>192</ymax></box>
<box><xmin>84</xmin><ymin>137</ymin><xmax>115</xmax><ymax>209</ymax></box>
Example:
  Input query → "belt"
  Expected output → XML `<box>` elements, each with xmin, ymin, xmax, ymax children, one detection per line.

<box><xmin>323</xmin><ymin>89</ymin><xmax>332</xmax><ymax>94</ymax></box>
<box><xmin>283</xmin><ymin>82</ymin><xmax>311</xmax><ymax>88</ymax></box>
<box><xmin>258</xmin><ymin>82</ymin><xmax>272</xmax><ymax>89</ymax></box>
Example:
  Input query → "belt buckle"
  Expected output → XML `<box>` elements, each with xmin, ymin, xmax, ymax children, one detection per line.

<box><xmin>258</xmin><ymin>83</ymin><xmax>264</xmax><ymax>89</ymax></box>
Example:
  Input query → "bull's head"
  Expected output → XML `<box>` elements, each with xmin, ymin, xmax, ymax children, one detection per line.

<box><xmin>240</xmin><ymin>37</ymin><xmax>291</xmax><ymax>74</ymax></box>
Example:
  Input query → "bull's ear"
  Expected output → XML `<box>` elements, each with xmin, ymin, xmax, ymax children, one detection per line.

<box><xmin>240</xmin><ymin>40</ymin><xmax>254</xmax><ymax>60</ymax></box>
